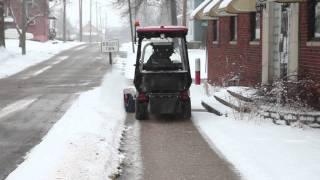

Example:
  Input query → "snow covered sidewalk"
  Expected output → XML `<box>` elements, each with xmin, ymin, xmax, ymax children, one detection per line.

<box><xmin>191</xmin><ymin>85</ymin><xmax>320</xmax><ymax>180</ymax></box>
<box><xmin>0</xmin><ymin>40</ymin><xmax>83</xmax><ymax>79</ymax></box>
<box><xmin>6</xmin><ymin>72</ymin><xmax>127</xmax><ymax>180</ymax></box>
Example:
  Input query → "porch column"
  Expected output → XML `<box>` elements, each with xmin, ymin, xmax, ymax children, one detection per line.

<box><xmin>262</xmin><ymin>2</ymin><xmax>274</xmax><ymax>85</ymax></box>
<box><xmin>287</xmin><ymin>3</ymin><xmax>299</xmax><ymax>81</ymax></box>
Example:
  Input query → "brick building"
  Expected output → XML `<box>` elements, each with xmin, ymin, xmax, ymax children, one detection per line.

<box><xmin>4</xmin><ymin>0</ymin><xmax>50</xmax><ymax>42</ymax></box>
<box><xmin>299</xmin><ymin>1</ymin><xmax>320</xmax><ymax>82</ymax></box>
<box><xmin>192</xmin><ymin>0</ymin><xmax>261</xmax><ymax>86</ymax></box>
<box><xmin>206</xmin><ymin>13</ymin><xmax>262</xmax><ymax>86</ymax></box>
<box><xmin>192</xmin><ymin>0</ymin><xmax>320</xmax><ymax>86</ymax></box>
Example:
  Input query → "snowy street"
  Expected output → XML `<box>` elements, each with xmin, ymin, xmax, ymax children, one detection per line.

<box><xmin>0</xmin><ymin>43</ymin><xmax>110</xmax><ymax>179</ymax></box>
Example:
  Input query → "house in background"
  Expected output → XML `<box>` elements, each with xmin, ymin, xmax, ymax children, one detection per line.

<box><xmin>4</xmin><ymin>0</ymin><xmax>51</xmax><ymax>42</ymax></box>
<box><xmin>192</xmin><ymin>0</ymin><xmax>320</xmax><ymax>87</ymax></box>
<box><xmin>82</xmin><ymin>23</ymin><xmax>102</xmax><ymax>42</ymax></box>
<box><xmin>178</xmin><ymin>0</ymin><xmax>207</xmax><ymax>47</ymax></box>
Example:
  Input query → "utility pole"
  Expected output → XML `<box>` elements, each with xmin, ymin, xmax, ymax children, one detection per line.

<box><xmin>128</xmin><ymin>0</ymin><xmax>135</xmax><ymax>53</ymax></box>
<box><xmin>63</xmin><ymin>0</ymin><xmax>66</xmax><ymax>42</ymax></box>
<box><xmin>0</xmin><ymin>0</ymin><xmax>5</xmax><ymax>47</ymax></box>
<box><xmin>89</xmin><ymin>0</ymin><xmax>92</xmax><ymax>43</ymax></box>
<box><xmin>105</xmin><ymin>11</ymin><xmax>107</xmax><ymax>40</ymax></box>
<box><xmin>99</xmin><ymin>6</ymin><xmax>102</xmax><ymax>37</ymax></box>
<box><xmin>170</xmin><ymin>0</ymin><xmax>177</xmax><ymax>25</ymax></box>
<box><xmin>79</xmin><ymin>0</ymin><xmax>82</xmax><ymax>41</ymax></box>
<box><xmin>21</xmin><ymin>0</ymin><xmax>27</xmax><ymax>55</ymax></box>
<box><xmin>182</xmin><ymin>0</ymin><xmax>187</xmax><ymax>26</ymax></box>
<box><xmin>95</xmin><ymin>1</ymin><xmax>98</xmax><ymax>41</ymax></box>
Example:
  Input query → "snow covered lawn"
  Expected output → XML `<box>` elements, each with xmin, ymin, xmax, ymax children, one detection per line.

<box><xmin>191</xmin><ymin>84</ymin><xmax>320</xmax><ymax>180</ymax></box>
<box><xmin>0</xmin><ymin>39</ymin><xmax>83</xmax><ymax>79</ymax></box>
<box><xmin>6</xmin><ymin>72</ymin><xmax>127</xmax><ymax>180</ymax></box>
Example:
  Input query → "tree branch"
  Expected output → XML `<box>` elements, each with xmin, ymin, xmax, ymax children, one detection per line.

<box><xmin>26</xmin><ymin>13</ymin><xmax>44</xmax><ymax>27</ymax></box>
<box><xmin>8</xmin><ymin>2</ymin><xmax>21</xmax><ymax>36</ymax></box>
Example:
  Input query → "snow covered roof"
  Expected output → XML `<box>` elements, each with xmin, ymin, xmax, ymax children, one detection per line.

<box><xmin>5</xmin><ymin>28</ymin><xmax>33</xmax><ymax>40</ymax></box>
<box><xmin>213</xmin><ymin>0</ymin><xmax>237</xmax><ymax>16</ymax></box>
<box><xmin>219</xmin><ymin>0</ymin><xmax>233</xmax><ymax>10</ymax></box>
<box><xmin>4</xmin><ymin>16</ymin><xmax>14</xmax><ymax>23</ymax></box>
<box><xmin>190</xmin><ymin>0</ymin><xmax>216</xmax><ymax>20</ymax></box>
<box><xmin>203</xmin><ymin>0</ymin><xmax>222</xmax><ymax>16</ymax></box>
<box><xmin>217</xmin><ymin>0</ymin><xmax>256</xmax><ymax>15</ymax></box>
<box><xmin>83</xmin><ymin>32</ymin><xmax>98</xmax><ymax>36</ymax></box>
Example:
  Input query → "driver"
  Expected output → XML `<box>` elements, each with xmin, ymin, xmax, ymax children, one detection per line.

<box><xmin>144</xmin><ymin>43</ymin><xmax>174</xmax><ymax>69</ymax></box>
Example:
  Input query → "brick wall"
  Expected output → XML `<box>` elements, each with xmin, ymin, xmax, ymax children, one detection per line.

<box><xmin>207</xmin><ymin>14</ymin><xmax>262</xmax><ymax>86</ymax></box>
<box><xmin>299</xmin><ymin>2</ymin><xmax>320</xmax><ymax>82</ymax></box>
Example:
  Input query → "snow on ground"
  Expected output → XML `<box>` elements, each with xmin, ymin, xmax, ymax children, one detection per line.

<box><xmin>0</xmin><ymin>39</ymin><xmax>83</xmax><ymax>79</ymax></box>
<box><xmin>190</xmin><ymin>84</ymin><xmax>320</xmax><ymax>180</ymax></box>
<box><xmin>6</xmin><ymin>72</ymin><xmax>127</xmax><ymax>180</ymax></box>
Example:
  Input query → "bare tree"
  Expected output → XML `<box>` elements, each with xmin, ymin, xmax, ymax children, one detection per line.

<box><xmin>0</xmin><ymin>0</ymin><xmax>5</xmax><ymax>47</ymax></box>
<box><xmin>79</xmin><ymin>0</ymin><xmax>82</xmax><ymax>41</ymax></box>
<box><xmin>182</xmin><ymin>0</ymin><xmax>187</xmax><ymax>26</ymax></box>
<box><xmin>113</xmin><ymin>0</ymin><xmax>178</xmax><ymax>26</ymax></box>
<box><xmin>169</xmin><ymin>0</ymin><xmax>177</xmax><ymax>25</ymax></box>
<box><xmin>9</xmin><ymin>0</ymin><xmax>59</xmax><ymax>54</ymax></box>
<box><xmin>63</xmin><ymin>0</ymin><xmax>66</xmax><ymax>42</ymax></box>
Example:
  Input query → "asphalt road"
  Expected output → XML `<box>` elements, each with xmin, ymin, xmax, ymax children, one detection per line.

<box><xmin>0</xmin><ymin>43</ymin><xmax>109</xmax><ymax>179</ymax></box>
<box><xmin>119</xmin><ymin>113</ymin><xmax>241</xmax><ymax>180</ymax></box>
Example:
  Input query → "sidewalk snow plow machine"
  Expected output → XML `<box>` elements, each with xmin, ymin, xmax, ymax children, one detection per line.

<box><xmin>133</xmin><ymin>26</ymin><xmax>192</xmax><ymax>120</ymax></box>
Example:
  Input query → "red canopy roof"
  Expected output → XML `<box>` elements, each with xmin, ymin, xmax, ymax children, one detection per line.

<box><xmin>137</xmin><ymin>26</ymin><xmax>188</xmax><ymax>33</ymax></box>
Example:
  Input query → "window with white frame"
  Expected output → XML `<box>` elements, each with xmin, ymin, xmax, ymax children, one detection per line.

<box><xmin>230</xmin><ymin>16</ymin><xmax>237</xmax><ymax>41</ymax></box>
<box><xmin>310</xmin><ymin>0</ymin><xmax>320</xmax><ymax>40</ymax></box>
<box><xmin>251</xmin><ymin>12</ymin><xmax>261</xmax><ymax>40</ymax></box>
<box><xmin>212</xmin><ymin>20</ymin><xmax>219</xmax><ymax>42</ymax></box>
<box><xmin>315</xmin><ymin>1</ymin><xmax>320</xmax><ymax>39</ymax></box>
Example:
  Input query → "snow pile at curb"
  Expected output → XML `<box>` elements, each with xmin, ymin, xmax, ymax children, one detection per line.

<box><xmin>6</xmin><ymin>72</ymin><xmax>127</xmax><ymax>180</ymax></box>
<box><xmin>0</xmin><ymin>40</ymin><xmax>84</xmax><ymax>79</ymax></box>
<box><xmin>191</xmin><ymin>84</ymin><xmax>320</xmax><ymax>180</ymax></box>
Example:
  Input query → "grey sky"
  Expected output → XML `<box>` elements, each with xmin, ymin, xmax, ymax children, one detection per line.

<box><xmin>65</xmin><ymin>0</ymin><xmax>125</xmax><ymax>29</ymax></box>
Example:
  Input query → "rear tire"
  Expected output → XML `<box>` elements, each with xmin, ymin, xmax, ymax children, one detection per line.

<box><xmin>135</xmin><ymin>101</ymin><xmax>148</xmax><ymax>120</ymax></box>
<box><xmin>182</xmin><ymin>100</ymin><xmax>191</xmax><ymax>119</ymax></box>
<box><xmin>124</xmin><ymin>94</ymin><xmax>135</xmax><ymax>113</ymax></box>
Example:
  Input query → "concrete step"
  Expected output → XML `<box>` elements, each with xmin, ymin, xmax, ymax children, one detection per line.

<box><xmin>201</xmin><ymin>90</ymin><xmax>235</xmax><ymax>116</ymax></box>
<box><xmin>227</xmin><ymin>90</ymin><xmax>253</xmax><ymax>102</ymax></box>
<box><xmin>214</xmin><ymin>89</ymin><xmax>251</xmax><ymax>113</ymax></box>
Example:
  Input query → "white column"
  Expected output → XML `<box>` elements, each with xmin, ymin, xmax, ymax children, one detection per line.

<box><xmin>262</xmin><ymin>2</ymin><xmax>274</xmax><ymax>85</ymax></box>
<box><xmin>287</xmin><ymin>3</ymin><xmax>299</xmax><ymax>81</ymax></box>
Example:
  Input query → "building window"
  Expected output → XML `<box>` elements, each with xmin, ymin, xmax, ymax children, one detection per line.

<box><xmin>251</xmin><ymin>12</ymin><xmax>261</xmax><ymax>40</ymax></box>
<box><xmin>230</xmin><ymin>16</ymin><xmax>237</xmax><ymax>41</ymax></box>
<box><xmin>212</xmin><ymin>20</ymin><xmax>219</xmax><ymax>42</ymax></box>
<box><xmin>315</xmin><ymin>1</ymin><xmax>320</xmax><ymax>39</ymax></box>
<box><xmin>310</xmin><ymin>0</ymin><xmax>320</xmax><ymax>40</ymax></box>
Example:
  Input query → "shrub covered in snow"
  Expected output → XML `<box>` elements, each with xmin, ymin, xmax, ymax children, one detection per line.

<box><xmin>258</xmin><ymin>78</ymin><xmax>320</xmax><ymax>111</ymax></box>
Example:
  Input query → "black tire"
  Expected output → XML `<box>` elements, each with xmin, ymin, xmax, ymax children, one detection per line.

<box><xmin>124</xmin><ymin>94</ymin><xmax>136</xmax><ymax>113</ymax></box>
<box><xmin>124</xmin><ymin>94</ymin><xmax>129</xmax><ymax>112</ymax></box>
<box><xmin>182</xmin><ymin>100</ymin><xmax>191</xmax><ymax>119</ymax></box>
<box><xmin>135</xmin><ymin>101</ymin><xmax>148</xmax><ymax>120</ymax></box>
